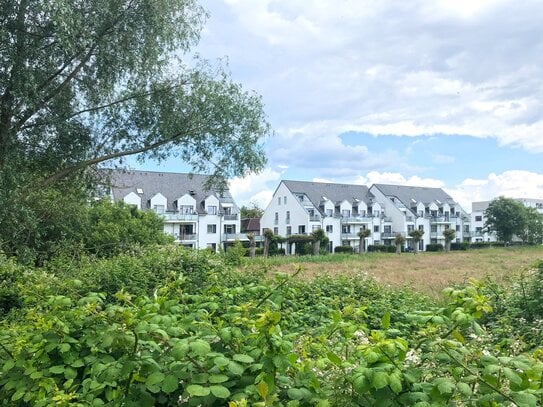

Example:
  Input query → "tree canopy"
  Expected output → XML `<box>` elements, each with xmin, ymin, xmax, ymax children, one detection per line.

<box><xmin>484</xmin><ymin>197</ymin><xmax>527</xmax><ymax>243</ymax></box>
<box><xmin>0</xmin><ymin>0</ymin><xmax>270</xmax><ymax>261</ymax></box>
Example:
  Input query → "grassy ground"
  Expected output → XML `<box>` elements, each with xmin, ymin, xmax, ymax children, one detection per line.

<box><xmin>240</xmin><ymin>246</ymin><xmax>543</xmax><ymax>297</ymax></box>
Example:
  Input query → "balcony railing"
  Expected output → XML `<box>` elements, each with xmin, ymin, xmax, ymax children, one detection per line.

<box><xmin>341</xmin><ymin>216</ymin><xmax>373</xmax><ymax>223</ymax></box>
<box><xmin>223</xmin><ymin>214</ymin><xmax>238</xmax><ymax>221</ymax></box>
<box><xmin>163</xmin><ymin>213</ymin><xmax>199</xmax><ymax>221</ymax></box>
<box><xmin>222</xmin><ymin>233</ymin><xmax>264</xmax><ymax>241</ymax></box>
<box><xmin>309</xmin><ymin>215</ymin><xmax>321</xmax><ymax>222</ymax></box>
<box><xmin>341</xmin><ymin>233</ymin><xmax>360</xmax><ymax>239</ymax></box>
<box><xmin>427</xmin><ymin>216</ymin><xmax>452</xmax><ymax>223</ymax></box>
<box><xmin>175</xmin><ymin>233</ymin><xmax>198</xmax><ymax>241</ymax></box>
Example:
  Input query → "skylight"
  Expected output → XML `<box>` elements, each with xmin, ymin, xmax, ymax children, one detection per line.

<box><xmin>136</xmin><ymin>188</ymin><xmax>143</xmax><ymax>194</ymax></box>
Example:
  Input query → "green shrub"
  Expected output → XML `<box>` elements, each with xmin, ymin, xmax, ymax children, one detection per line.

<box><xmin>334</xmin><ymin>245</ymin><xmax>354</xmax><ymax>253</ymax></box>
<box><xmin>451</xmin><ymin>242</ymin><xmax>469</xmax><ymax>251</ymax></box>
<box><xmin>426</xmin><ymin>243</ymin><xmax>444</xmax><ymax>252</ymax></box>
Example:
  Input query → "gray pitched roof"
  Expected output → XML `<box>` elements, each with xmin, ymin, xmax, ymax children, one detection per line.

<box><xmin>103</xmin><ymin>169</ymin><xmax>237</xmax><ymax>214</ymax></box>
<box><xmin>373</xmin><ymin>184</ymin><xmax>457</xmax><ymax>209</ymax></box>
<box><xmin>282</xmin><ymin>180</ymin><xmax>373</xmax><ymax>213</ymax></box>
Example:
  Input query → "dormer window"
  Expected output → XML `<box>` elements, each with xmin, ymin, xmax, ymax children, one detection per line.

<box><xmin>153</xmin><ymin>205</ymin><xmax>165</xmax><ymax>214</ymax></box>
<box><xmin>137</xmin><ymin>188</ymin><xmax>143</xmax><ymax>194</ymax></box>
<box><xmin>207</xmin><ymin>205</ymin><xmax>217</xmax><ymax>215</ymax></box>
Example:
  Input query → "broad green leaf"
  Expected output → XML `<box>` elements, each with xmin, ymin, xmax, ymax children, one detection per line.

<box><xmin>353</xmin><ymin>374</ymin><xmax>370</xmax><ymax>394</ymax></box>
<box><xmin>257</xmin><ymin>381</ymin><xmax>269</xmax><ymax>399</ymax></box>
<box><xmin>209</xmin><ymin>374</ymin><xmax>229</xmax><ymax>384</ymax></box>
<box><xmin>389</xmin><ymin>373</ymin><xmax>402</xmax><ymax>394</ymax></box>
<box><xmin>511</xmin><ymin>392</ymin><xmax>538</xmax><ymax>407</ymax></box>
<box><xmin>435</xmin><ymin>378</ymin><xmax>455</xmax><ymax>395</ymax></box>
<box><xmin>190</xmin><ymin>340</ymin><xmax>211</xmax><ymax>356</ymax></box>
<box><xmin>186</xmin><ymin>384</ymin><xmax>210</xmax><ymax>397</ymax></box>
<box><xmin>382</xmin><ymin>312</ymin><xmax>391</xmax><ymax>329</ymax></box>
<box><xmin>233</xmin><ymin>354</ymin><xmax>254</xmax><ymax>364</ymax></box>
<box><xmin>503</xmin><ymin>367</ymin><xmax>523</xmax><ymax>386</ymax></box>
<box><xmin>146</xmin><ymin>371</ymin><xmax>165</xmax><ymax>387</ymax></box>
<box><xmin>372</xmin><ymin>372</ymin><xmax>389</xmax><ymax>390</ymax></box>
<box><xmin>456</xmin><ymin>382</ymin><xmax>472</xmax><ymax>396</ymax></box>
<box><xmin>49</xmin><ymin>365</ymin><xmax>65</xmax><ymax>374</ymax></box>
<box><xmin>162</xmin><ymin>375</ymin><xmax>179</xmax><ymax>393</ymax></box>
<box><xmin>326</xmin><ymin>352</ymin><xmax>342</xmax><ymax>366</ymax></box>
<box><xmin>287</xmin><ymin>388</ymin><xmax>305</xmax><ymax>400</ymax></box>
<box><xmin>210</xmin><ymin>385</ymin><xmax>231</xmax><ymax>399</ymax></box>
<box><xmin>227</xmin><ymin>361</ymin><xmax>244</xmax><ymax>376</ymax></box>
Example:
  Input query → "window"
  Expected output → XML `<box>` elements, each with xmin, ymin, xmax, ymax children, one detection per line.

<box><xmin>273</xmin><ymin>227</ymin><xmax>278</xmax><ymax>235</ymax></box>
<box><xmin>284</xmin><ymin>196</ymin><xmax>287</xmax><ymax>204</ymax></box>
<box><xmin>207</xmin><ymin>224</ymin><xmax>217</xmax><ymax>234</ymax></box>
<box><xmin>384</xmin><ymin>225</ymin><xmax>391</xmax><ymax>234</ymax></box>
<box><xmin>136</xmin><ymin>188</ymin><xmax>144</xmax><ymax>194</ymax></box>
<box><xmin>278</xmin><ymin>197</ymin><xmax>281</xmax><ymax>205</ymax></box>
<box><xmin>326</xmin><ymin>225</ymin><xmax>333</xmax><ymax>233</ymax></box>
<box><xmin>207</xmin><ymin>243</ymin><xmax>216</xmax><ymax>252</ymax></box>
<box><xmin>326</xmin><ymin>209</ymin><xmax>333</xmax><ymax>217</ymax></box>
<box><xmin>341</xmin><ymin>209</ymin><xmax>351</xmax><ymax>218</ymax></box>
<box><xmin>418</xmin><ymin>225</ymin><xmax>424</xmax><ymax>231</ymax></box>
<box><xmin>286</xmin><ymin>226</ymin><xmax>291</xmax><ymax>236</ymax></box>
<box><xmin>207</xmin><ymin>205</ymin><xmax>217</xmax><ymax>215</ymax></box>
<box><xmin>475</xmin><ymin>215</ymin><xmax>482</xmax><ymax>222</ymax></box>
<box><xmin>286</xmin><ymin>211</ymin><xmax>290</xmax><ymax>224</ymax></box>
<box><xmin>431</xmin><ymin>225</ymin><xmax>437</xmax><ymax>233</ymax></box>
<box><xmin>407</xmin><ymin>225</ymin><xmax>414</xmax><ymax>232</ymax></box>
<box><xmin>153</xmin><ymin>205</ymin><xmax>165</xmax><ymax>214</ymax></box>
<box><xmin>180</xmin><ymin>205</ymin><xmax>193</xmax><ymax>214</ymax></box>
<box><xmin>312</xmin><ymin>225</ymin><xmax>320</xmax><ymax>232</ymax></box>
<box><xmin>456</xmin><ymin>225</ymin><xmax>460</xmax><ymax>231</ymax></box>
<box><xmin>274</xmin><ymin>212</ymin><xmax>279</xmax><ymax>225</ymax></box>
<box><xmin>342</xmin><ymin>224</ymin><xmax>350</xmax><ymax>234</ymax></box>
<box><xmin>476</xmin><ymin>227</ymin><xmax>482</xmax><ymax>233</ymax></box>
<box><xmin>223</xmin><ymin>207</ymin><xmax>232</xmax><ymax>215</ymax></box>
<box><xmin>298</xmin><ymin>225</ymin><xmax>306</xmax><ymax>234</ymax></box>
<box><xmin>224</xmin><ymin>224</ymin><xmax>236</xmax><ymax>234</ymax></box>
<box><xmin>374</xmin><ymin>225</ymin><xmax>379</xmax><ymax>232</ymax></box>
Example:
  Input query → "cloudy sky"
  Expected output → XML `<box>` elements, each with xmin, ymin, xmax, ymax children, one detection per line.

<box><xmin>140</xmin><ymin>0</ymin><xmax>543</xmax><ymax>211</ymax></box>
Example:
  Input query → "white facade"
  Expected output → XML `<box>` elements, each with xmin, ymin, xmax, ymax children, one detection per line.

<box><xmin>109</xmin><ymin>170</ymin><xmax>247</xmax><ymax>251</ymax></box>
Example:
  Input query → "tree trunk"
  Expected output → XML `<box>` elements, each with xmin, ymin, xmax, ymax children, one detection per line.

<box><xmin>263</xmin><ymin>239</ymin><xmax>269</xmax><ymax>258</ymax></box>
<box><xmin>413</xmin><ymin>240</ymin><xmax>419</xmax><ymax>254</ymax></box>
<box><xmin>313</xmin><ymin>240</ymin><xmax>320</xmax><ymax>255</ymax></box>
<box><xmin>358</xmin><ymin>238</ymin><xmax>363</xmax><ymax>255</ymax></box>
<box><xmin>396</xmin><ymin>243</ymin><xmax>401</xmax><ymax>254</ymax></box>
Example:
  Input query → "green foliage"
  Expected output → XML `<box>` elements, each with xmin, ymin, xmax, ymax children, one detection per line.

<box><xmin>451</xmin><ymin>242</ymin><xmax>469</xmax><ymax>251</ymax></box>
<box><xmin>240</xmin><ymin>203</ymin><xmax>264</xmax><ymax>219</ymax></box>
<box><xmin>426</xmin><ymin>243</ymin><xmax>444</xmax><ymax>252</ymax></box>
<box><xmin>84</xmin><ymin>200</ymin><xmax>174</xmax><ymax>257</ymax></box>
<box><xmin>368</xmin><ymin>245</ymin><xmax>397</xmax><ymax>253</ymax></box>
<box><xmin>2</xmin><ymin>249</ymin><xmax>543</xmax><ymax>405</ymax></box>
<box><xmin>0</xmin><ymin>0</ymin><xmax>270</xmax><ymax>265</ymax></box>
<box><xmin>223</xmin><ymin>241</ymin><xmax>247</xmax><ymax>266</ymax></box>
<box><xmin>485</xmin><ymin>197</ymin><xmax>529</xmax><ymax>243</ymax></box>
<box><xmin>334</xmin><ymin>245</ymin><xmax>354</xmax><ymax>254</ymax></box>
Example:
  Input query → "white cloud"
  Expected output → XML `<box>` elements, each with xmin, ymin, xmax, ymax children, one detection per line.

<box><xmin>229</xmin><ymin>167</ymin><xmax>282</xmax><ymax>208</ymax></box>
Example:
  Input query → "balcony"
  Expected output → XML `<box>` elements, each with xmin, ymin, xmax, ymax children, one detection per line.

<box><xmin>163</xmin><ymin>213</ymin><xmax>198</xmax><ymax>222</ymax></box>
<box><xmin>223</xmin><ymin>214</ymin><xmax>238</xmax><ymax>221</ymax></box>
<box><xmin>341</xmin><ymin>233</ymin><xmax>360</xmax><ymax>239</ymax></box>
<box><xmin>309</xmin><ymin>215</ymin><xmax>321</xmax><ymax>222</ymax></box>
<box><xmin>222</xmin><ymin>233</ymin><xmax>264</xmax><ymax>241</ymax></box>
<box><xmin>341</xmin><ymin>216</ymin><xmax>372</xmax><ymax>223</ymax></box>
<box><xmin>175</xmin><ymin>233</ymin><xmax>198</xmax><ymax>241</ymax></box>
<box><xmin>428</xmin><ymin>216</ymin><xmax>452</xmax><ymax>223</ymax></box>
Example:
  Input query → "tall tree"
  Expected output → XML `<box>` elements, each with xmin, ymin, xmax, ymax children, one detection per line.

<box><xmin>409</xmin><ymin>229</ymin><xmax>424</xmax><ymax>254</ymax></box>
<box><xmin>484</xmin><ymin>197</ymin><xmax>526</xmax><ymax>243</ymax></box>
<box><xmin>520</xmin><ymin>207</ymin><xmax>543</xmax><ymax>245</ymax></box>
<box><xmin>311</xmin><ymin>228</ymin><xmax>326</xmax><ymax>256</ymax></box>
<box><xmin>240</xmin><ymin>203</ymin><xmax>264</xmax><ymax>219</ymax></box>
<box><xmin>0</xmin><ymin>0</ymin><xmax>270</xmax><ymax>261</ymax></box>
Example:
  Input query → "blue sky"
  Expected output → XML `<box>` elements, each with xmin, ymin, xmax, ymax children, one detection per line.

<box><xmin>135</xmin><ymin>0</ymin><xmax>543</xmax><ymax>211</ymax></box>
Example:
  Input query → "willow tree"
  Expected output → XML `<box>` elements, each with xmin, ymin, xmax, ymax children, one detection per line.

<box><xmin>0</xmin><ymin>0</ymin><xmax>270</xmax><ymax>260</ymax></box>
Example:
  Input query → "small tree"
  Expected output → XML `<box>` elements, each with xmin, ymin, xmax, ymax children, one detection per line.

<box><xmin>443</xmin><ymin>228</ymin><xmax>456</xmax><ymax>252</ymax></box>
<box><xmin>409</xmin><ymin>229</ymin><xmax>425</xmax><ymax>254</ymax></box>
<box><xmin>263</xmin><ymin>229</ymin><xmax>274</xmax><ymax>258</ymax></box>
<box><xmin>394</xmin><ymin>233</ymin><xmax>406</xmax><ymax>254</ymax></box>
<box><xmin>311</xmin><ymin>229</ymin><xmax>326</xmax><ymax>255</ymax></box>
<box><xmin>358</xmin><ymin>228</ymin><xmax>372</xmax><ymax>255</ymax></box>
<box><xmin>247</xmin><ymin>233</ymin><xmax>256</xmax><ymax>258</ymax></box>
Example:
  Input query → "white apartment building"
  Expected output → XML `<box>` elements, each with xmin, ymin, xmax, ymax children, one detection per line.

<box><xmin>370</xmin><ymin>184</ymin><xmax>471</xmax><ymax>250</ymax></box>
<box><xmin>105</xmin><ymin>170</ymin><xmax>246</xmax><ymax>251</ymax></box>
<box><xmin>471</xmin><ymin>198</ymin><xmax>543</xmax><ymax>242</ymax></box>
<box><xmin>261</xmin><ymin>180</ymin><xmax>471</xmax><ymax>253</ymax></box>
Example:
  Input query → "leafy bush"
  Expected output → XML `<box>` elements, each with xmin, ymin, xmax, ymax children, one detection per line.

<box><xmin>334</xmin><ymin>245</ymin><xmax>354</xmax><ymax>254</ymax></box>
<box><xmin>368</xmin><ymin>245</ymin><xmax>396</xmax><ymax>253</ymax></box>
<box><xmin>223</xmin><ymin>241</ymin><xmax>247</xmax><ymax>266</ymax></box>
<box><xmin>426</xmin><ymin>243</ymin><xmax>444</xmax><ymax>252</ymax></box>
<box><xmin>450</xmin><ymin>242</ymin><xmax>469</xmax><ymax>251</ymax></box>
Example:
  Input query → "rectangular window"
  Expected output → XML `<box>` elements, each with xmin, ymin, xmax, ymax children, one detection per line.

<box><xmin>273</xmin><ymin>227</ymin><xmax>278</xmax><ymax>235</ymax></box>
<box><xmin>456</xmin><ymin>225</ymin><xmax>460</xmax><ymax>231</ymax></box>
<box><xmin>342</xmin><ymin>224</ymin><xmax>350</xmax><ymax>234</ymax></box>
<box><xmin>341</xmin><ymin>209</ymin><xmax>351</xmax><ymax>218</ymax></box>
<box><xmin>418</xmin><ymin>225</ymin><xmax>424</xmax><ymax>231</ymax></box>
<box><xmin>207</xmin><ymin>224</ymin><xmax>217</xmax><ymax>234</ymax></box>
<box><xmin>274</xmin><ymin>212</ymin><xmax>279</xmax><ymax>225</ymax></box>
<box><xmin>475</xmin><ymin>215</ymin><xmax>482</xmax><ymax>222</ymax></box>
<box><xmin>431</xmin><ymin>225</ymin><xmax>437</xmax><ymax>233</ymax></box>
<box><xmin>312</xmin><ymin>225</ymin><xmax>320</xmax><ymax>232</ymax></box>
<box><xmin>180</xmin><ymin>205</ymin><xmax>194</xmax><ymax>214</ymax></box>
<box><xmin>286</xmin><ymin>211</ymin><xmax>290</xmax><ymax>224</ymax></box>
<box><xmin>476</xmin><ymin>227</ymin><xmax>482</xmax><ymax>233</ymax></box>
<box><xmin>407</xmin><ymin>225</ymin><xmax>414</xmax><ymax>232</ymax></box>
<box><xmin>224</xmin><ymin>224</ymin><xmax>236</xmax><ymax>234</ymax></box>
<box><xmin>284</xmin><ymin>196</ymin><xmax>287</xmax><ymax>204</ymax></box>
<box><xmin>153</xmin><ymin>204</ymin><xmax>165</xmax><ymax>214</ymax></box>
<box><xmin>286</xmin><ymin>226</ymin><xmax>291</xmax><ymax>236</ymax></box>
<box><xmin>326</xmin><ymin>209</ymin><xmax>333</xmax><ymax>217</ymax></box>
<box><xmin>384</xmin><ymin>225</ymin><xmax>391</xmax><ymax>233</ymax></box>
<box><xmin>207</xmin><ymin>205</ymin><xmax>217</xmax><ymax>215</ymax></box>
<box><xmin>298</xmin><ymin>225</ymin><xmax>306</xmax><ymax>234</ymax></box>
<box><xmin>326</xmin><ymin>225</ymin><xmax>333</xmax><ymax>233</ymax></box>
<box><xmin>278</xmin><ymin>197</ymin><xmax>281</xmax><ymax>205</ymax></box>
<box><xmin>374</xmin><ymin>225</ymin><xmax>379</xmax><ymax>232</ymax></box>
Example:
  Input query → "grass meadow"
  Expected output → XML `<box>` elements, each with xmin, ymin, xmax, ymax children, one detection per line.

<box><xmin>241</xmin><ymin>245</ymin><xmax>543</xmax><ymax>297</ymax></box>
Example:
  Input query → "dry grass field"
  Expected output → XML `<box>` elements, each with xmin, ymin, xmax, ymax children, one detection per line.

<box><xmin>246</xmin><ymin>246</ymin><xmax>543</xmax><ymax>297</ymax></box>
